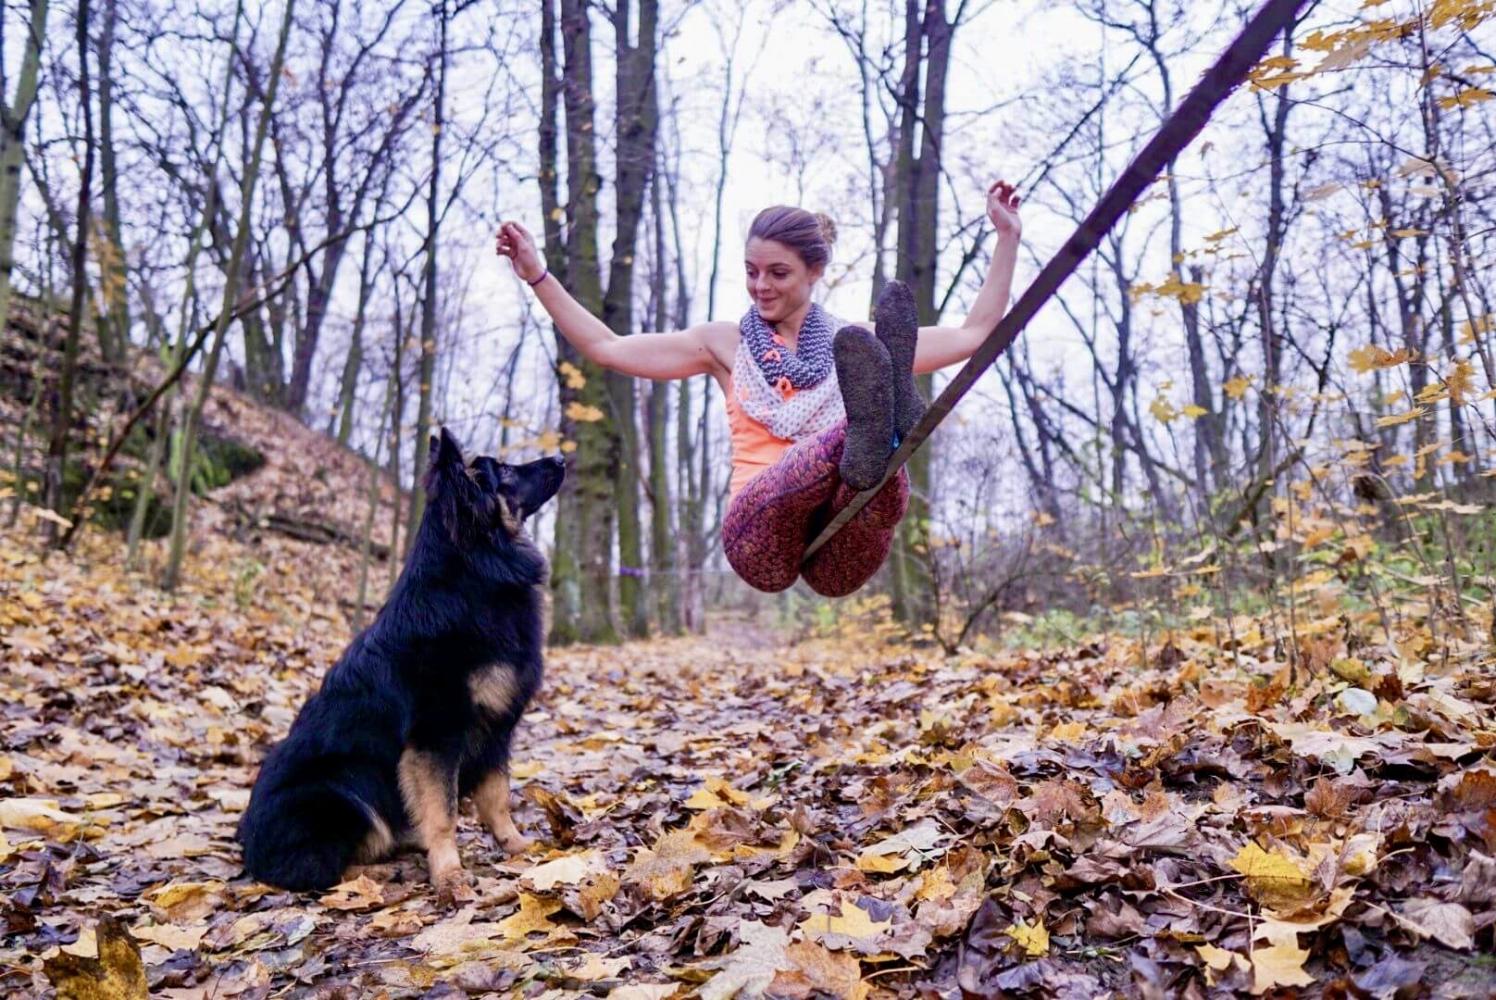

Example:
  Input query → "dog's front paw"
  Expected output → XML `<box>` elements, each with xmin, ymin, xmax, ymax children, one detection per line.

<box><xmin>432</xmin><ymin>864</ymin><xmax>473</xmax><ymax>904</ymax></box>
<box><xmin>497</xmin><ymin>833</ymin><xmax>535</xmax><ymax>856</ymax></box>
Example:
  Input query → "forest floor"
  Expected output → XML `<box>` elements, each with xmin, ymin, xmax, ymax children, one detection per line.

<box><xmin>0</xmin><ymin>337</ymin><xmax>1494</xmax><ymax>998</ymax></box>
<box><xmin>1</xmin><ymin>501</ymin><xmax>1494</xmax><ymax>999</ymax></box>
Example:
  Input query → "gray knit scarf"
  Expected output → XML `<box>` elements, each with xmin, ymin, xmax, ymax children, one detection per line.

<box><xmin>739</xmin><ymin>303</ymin><xmax>836</xmax><ymax>391</ymax></box>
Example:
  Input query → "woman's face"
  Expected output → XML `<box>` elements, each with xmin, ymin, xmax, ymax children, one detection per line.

<box><xmin>745</xmin><ymin>237</ymin><xmax>821</xmax><ymax>324</ymax></box>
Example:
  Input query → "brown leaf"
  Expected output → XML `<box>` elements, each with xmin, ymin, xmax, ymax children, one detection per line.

<box><xmin>770</xmin><ymin>939</ymin><xmax>868</xmax><ymax>1000</ymax></box>
<box><xmin>1394</xmin><ymin>898</ymin><xmax>1475</xmax><ymax>950</ymax></box>
<box><xmin>42</xmin><ymin>917</ymin><xmax>147</xmax><ymax>1000</ymax></box>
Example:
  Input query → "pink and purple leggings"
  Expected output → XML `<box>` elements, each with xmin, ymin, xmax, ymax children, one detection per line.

<box><xmin>721</xmin><ymin>423</ymin><xmax>910</xmax><ymax>597</ymax></box>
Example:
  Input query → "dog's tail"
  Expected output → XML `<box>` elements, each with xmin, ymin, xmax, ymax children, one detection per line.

<box><xmin>239</xmin><ymin>772</ymin><xmax>392</xmax><ymax>892</ymax></box>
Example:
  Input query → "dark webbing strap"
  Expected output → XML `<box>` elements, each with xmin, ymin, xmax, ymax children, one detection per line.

<box><xmin>802</xmin><ymin>0</ymin><xmax>1311</xmax><ymax>561</ymax></box>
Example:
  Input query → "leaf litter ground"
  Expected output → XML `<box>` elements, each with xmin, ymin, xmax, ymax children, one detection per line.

<box><xmin>1</xmin><ymin>521</ymin><xmax>1494</xmax><ymax>998</ymax></box>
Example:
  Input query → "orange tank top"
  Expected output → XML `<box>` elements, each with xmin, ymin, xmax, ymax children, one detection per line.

<box><xmin>724</xmin><ymin>376</ymin><xmax>794</xmax><ymax>499</ymax></box>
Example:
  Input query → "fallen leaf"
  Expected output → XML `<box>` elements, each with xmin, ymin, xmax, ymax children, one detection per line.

<box><xmin>700</xmin><ymin>921</ymin><xmax>792</xmax><ymax>1000</ymax></box>
<box><xmin>1006</xmin><ymin>918</ymin><xmax>1050</xmax><ymax>957</ymax></box>
<box><xmin>1394</xmin><ymin>897</ymin><xmax>1475</xmax><ymax>950</ymax></box>
<box><xmin>42</xmin><ymin>917</ymin><xmax>148</xmax><ymax>999</ymax></box>
<box><xmin>1250</xmin><ymin>940</ymin><xmax>1315</xmax><ymax>993</ymax></box>
<box><xmin>319</xmin><ymin>874</ymin><xmax>385</xmax><ymax>911</ymax></box>
<box><xmin>0</xmin><ymin>797</ymin><xmax>82</xmax><ymax>839</ymax></box>
<box><xmin>521</xmin><ymin>849</ymin><xmax>606</xmax><ymax>891</ymax></box>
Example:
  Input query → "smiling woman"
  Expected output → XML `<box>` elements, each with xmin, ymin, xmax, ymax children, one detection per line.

<box><xmin>494</xmin><ymin>181</ymin><xmax>1022</xmax><ymax>597</ymax></box>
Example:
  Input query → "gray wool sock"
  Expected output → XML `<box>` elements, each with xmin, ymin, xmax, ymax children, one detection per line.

<box><xmin>833</xmin><ymin>326</ymin><xmax>895</xmax><ymax>491</ymax></box>
<box><xmin>874</xmin><ymin>280</ymin><xmax>925</xmax><ymax>439</ymax></box>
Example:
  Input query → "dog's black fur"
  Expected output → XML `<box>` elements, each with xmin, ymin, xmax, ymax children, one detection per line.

<box><xmin>237</xmin><ymin>428</ymin><xmax>564</xmax><ymax>893</ymax></box>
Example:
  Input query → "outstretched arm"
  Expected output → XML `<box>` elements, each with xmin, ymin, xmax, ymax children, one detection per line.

<box><xmin>912</xmin><ymin>180</ymin><xmax>1023</xmax><ymax>374</ymax></box>
<box><xmin>496</xmin><ymin>221</ymin><xmax>729</xmax><ymax>381</ymax></box>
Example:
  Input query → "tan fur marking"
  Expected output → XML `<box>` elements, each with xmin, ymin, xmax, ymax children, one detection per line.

<box><xmin>468</xmin><ymin>664</ymin><xmax>520</xmax><ymax>716</ymax></box>
<box><xmin>474</xmin><ymin>769</ymin><xmax>531</xmax><ymax>854</ymax></box>
<box><xmin>398</xmin><ymin>749</ymin><xmax>461</xmax><ymax>887</ymax></box>
<box><xmin>352</xmin><ymin>801</ymin><xmax>395</xmax><ymax>863</ymax></box>
<box><xmin>496</xmin><ymin>495</ymin><xmax>521</xmax><ymax>537</ymax></box>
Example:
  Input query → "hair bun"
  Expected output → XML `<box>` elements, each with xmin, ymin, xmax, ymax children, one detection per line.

<box><xmin>813</xmin><ymin>212</ymin><xmax>838</xmax><ymax>249</ymax></box>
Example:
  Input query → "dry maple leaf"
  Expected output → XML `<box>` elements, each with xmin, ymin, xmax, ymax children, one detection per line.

<box><xmin>318</xmin><ymin>874</ymin><xmax>385</xmax><ymax>911</ymax></box>
<box><xmin>769</xmin><ymin>939</ymin><xmax>868</xmax><ymax>1000</ymax></box>
<box><xmin>699</xmin><ymin>920</ymin><xmax>793</xmax><ymax>1000</ymax></box>
<box><xmin>1250</xmin><ymin>940</ymin><xmax>1316</xmax><ymax>993</ymax></box>
<box><xmin>625</xmin><ymin>828</ymin><xmax>711</xmax><ymax>901</ymax></box>
<box><xmin>1393</xmin><ymin>897</ymin><xmax>1476</xmax><ymax>950</ymax></box>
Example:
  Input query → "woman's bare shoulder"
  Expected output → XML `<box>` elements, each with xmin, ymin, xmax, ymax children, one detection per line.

<box><xmin>694</xmin><ymin>321</ymin><xmax>740</xmax><ymax>367</ymax></box>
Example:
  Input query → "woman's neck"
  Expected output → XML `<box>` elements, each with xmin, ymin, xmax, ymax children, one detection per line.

<box><xmin>770</xmin><ymin>300</ymin><xmax>814</xmax><ymax>349</ymax></box>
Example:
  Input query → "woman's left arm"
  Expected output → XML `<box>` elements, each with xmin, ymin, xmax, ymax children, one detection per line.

<box><xmin>912</xmin><ymin>180</ymin><xmax>1023</xmax><ymax>374</ymax></box>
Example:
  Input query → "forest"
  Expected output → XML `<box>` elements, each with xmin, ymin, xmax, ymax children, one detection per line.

<box><xmin>1</xmin><ymin>0</ymin><xmax>1494</xmax><ymax>996</ymax></box>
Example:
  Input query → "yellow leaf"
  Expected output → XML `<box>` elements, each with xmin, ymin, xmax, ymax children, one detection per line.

<box><xmin>1250</xmin><ymin>941</ymin><xmax>1315</xmax><ymax>993</ymax></box>
<box><xmin>1447</xmin><ymin>359</ymin><xmax>1475</xmax><ymax>404</ymax></box>
<box><xmin>625</xmin><ymin>829</ymin><xmax>710</xmax><ymax>901</ymax></box>
<box><xmin>1181</xmin><ymin>403</ymin><xmax>1208</xmax><ymax>418</ymax></box>
<box><xmin>1437</xmin><ymin>87</ymin><xmax>1494</xmax><ymax>110</ymax></box>
<box><xmin>1415</xmin><ymin>383</ymin><xmax>1449</xmax><ymax>404</ymax></box>
<box><xmin>1458</xmin><ymin>314</ymin><xmax>1492</xmax><ymax>343</ymax></box>
<box><xmin>1231</xmin><ymin>843</ymin><xmax>1313</xmax><ymax>906</ymax></box>
<box><xmin>797</xmin><ymin>897</ymin><xmax>893</xmax><ymax>947</ymax></box>
<box><xmin>558</xmin><ymin>360</ymin><xmax>586</xmax><ymax>389</ymax></box>
<box><xmin>1375</xmin><ymin>407</ymin><xmax>1425</xmax><ymax>428</ymax></box>
<box><xmin>1196</xmin><ymin>943</ymin><xmax>1244</xmax><ymax>972</ymax></box>
<box><xmin>0</xmin><ymin>798</ymin><xmax>82</xmax><ymax>839</ymax></box>
<box><xmin>1006</xmin><ymin>918</ymin><xmax>1050</xmax><ymax>957</ymax></box>
<box><xmin>1224</xmin><ymin>376</ymin><xmax>1253</xmax><ymax>400</ymax></box>
<box><xmin>1047</xmin><ymin>721</ymin><xmax>1087</xmax><ymax>742</ymax></box>
<box><xmin>497</xmin><ymin>893</ymin><xmax>567</xmax><ymax>946</ymax></box>
<box><xmin>565</xmin><ymin>402</ymin><xmax>605</xmax><ymax>423</ymax></box>
<box><xmin>855</xmin><ymin>851</ymin><xmax>906</xmax><ymax>874</ymax></box>
<box><xmin>1149</xmin><ymin>397</ymin><xmax>1178</xmax><ymax>424</ymax></box>
<box><xmin>1348</xmin><ymin>344</ymin><xmax>1413</xmax><ymax>373</ymax></box>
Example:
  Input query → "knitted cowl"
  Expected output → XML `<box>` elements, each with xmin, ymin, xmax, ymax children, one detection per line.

<box><xmin>735</xmin><ymin>303</ymin><xmax>847</xmax><ymax>441</ymax></box>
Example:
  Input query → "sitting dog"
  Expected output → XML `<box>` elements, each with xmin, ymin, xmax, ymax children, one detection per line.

<box><xmin>237</xmin><ymin>428</ymin><xmax>564</xmax><ymax>894</ymax></box>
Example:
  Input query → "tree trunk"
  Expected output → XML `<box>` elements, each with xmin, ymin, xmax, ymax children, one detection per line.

<box><xmin>0</xmin><ymin>0</ymin><xmax>50</xmax><ymax>343</ymax></box>
<box><xmin>647</xmin><ymin>168</ymin><xmax>679</xmax><ymax>633</ymax></box>
<box><xmin>549</xmin><ymin>0</ymin><xmax>617</xmax><ymax>643</ymax></box>
<box><xmin>890</xmin><ymin>0</ymin><xmax>950</xmax><ymax>631</ymax></box>
<box><xmin>1254</xmin><ymin>35</ymin><xmax>1293</xmax><ymax>504</ymax></box>
<box><xmin>162</xmin><ymin>0</ymin><xmax>294</xmax><ymax>587</ymax></box>
<box><xmin>336</xmin><ymin>228</ymin><xmax>378</xmax><ymax>446</ymax></box>
<box><xmin>603</xmin><ymin>0</ymin><xmax>659</xmax><ymax>640</ymax></box>
<box><xmin>406</xmin><ymin>0</ymin><xmax>448</xmax><ymax>552</ymax></box>
<box><xmin>353</xmin><ymin>379</ymin><xmax>394</xmax><ymax>633</ymax></box>
<box><xmin>43</xmin><ymin>0</ymin><xmax>95</xmax><ymax>546</ymax></box>
<box><xmin>94</xmin><ymin>0</ymin><xmax>128</xmax><ymax>363</ymax></box>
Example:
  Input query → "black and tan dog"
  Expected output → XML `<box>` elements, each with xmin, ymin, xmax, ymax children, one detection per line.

<box><xmin>237</xmin><ymin>428</ymin><xmax>563</xmax><ymax>895</ymax></box>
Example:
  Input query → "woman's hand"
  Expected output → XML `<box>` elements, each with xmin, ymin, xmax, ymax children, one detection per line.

<box><xmin>987</xmin><ymin>180</ymin><xmax>1022</xmax><ymax>239</ymax></box>
<box><xmin>495</xmin><ymin>221</ymin><xmax>547</xmax><ymax>283</ymax></box>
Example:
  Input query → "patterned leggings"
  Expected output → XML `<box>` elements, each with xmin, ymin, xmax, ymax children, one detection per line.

<box><xmin>722</xmin><ymin>423</ymin><xmax>910</xmax><ymax>597</ymax></box>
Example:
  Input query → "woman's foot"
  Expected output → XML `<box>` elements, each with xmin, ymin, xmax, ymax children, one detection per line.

<box><xmin>833</xmin><ymin>326</ymin><xmax>895</xmax><ymax>491</ymax></box>
<box><xmin>874</xmin><ymin>280</ymin><xmax>925</xmax><ymax>439</ymax></box>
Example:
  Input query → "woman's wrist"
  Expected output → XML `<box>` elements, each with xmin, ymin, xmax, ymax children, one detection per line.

<box><xmin>525</xmin><ymin>266</ymin><xmax>549</xmax><ymax>287</ymax></box>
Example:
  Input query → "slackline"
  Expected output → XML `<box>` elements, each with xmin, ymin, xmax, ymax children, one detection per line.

<box><xmin>802</xmin><ymin>0</ymin><xmax>1311</xmax><ymax>561</ymax></box>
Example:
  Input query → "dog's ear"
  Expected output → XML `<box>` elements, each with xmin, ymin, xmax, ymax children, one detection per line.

<box><xmin>428</xmin><ymin>427</ymin><xmax>464</xmax><ymax>472</ymax></box>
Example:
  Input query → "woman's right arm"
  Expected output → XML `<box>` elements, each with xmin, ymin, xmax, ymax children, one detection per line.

<box><xmin>497</xmin><ymin>221</ymin><xmax>730</xmax><ymax>381</ymax></box>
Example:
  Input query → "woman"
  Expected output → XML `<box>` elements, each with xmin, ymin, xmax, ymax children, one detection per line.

<box><xmin>495</xmin><ymin>180</ymin><xmax>1022</xmax><ymax>597</ymax></box>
